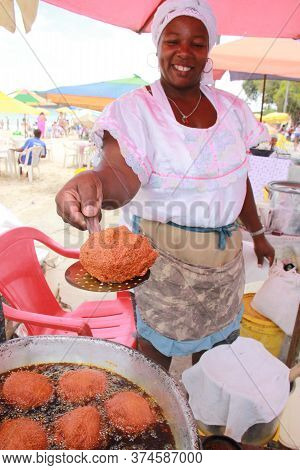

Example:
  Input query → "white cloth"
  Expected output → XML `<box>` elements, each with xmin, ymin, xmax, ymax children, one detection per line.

<box><xmin>248</xmin><ymin>154</ymin><xmax>290</xmax><ymax>202</ymax></box>
<box><xmin>251</xmin><ymin>262</ymin><xmax>300</xmax><ymax>336</ymax></box>
<box><xmin>182</xmin><ymin>337</ymin><xmax>290</xmax><ymax>442</ymax></box>
<box><xmin>151</xmin><ymin>0</ymin><xmax>217</xmax><ymax>85</ymax></box>
<box><xmin>92</xmin><ymin>81</ymin><xmax>268</xmax><ymax>228</ymax></box>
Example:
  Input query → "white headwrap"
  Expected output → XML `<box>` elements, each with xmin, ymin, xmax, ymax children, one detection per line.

<box><xmin>151</xmin><ymin>0</ymin><xmax>217</xmax><ymax>85</ymax></box>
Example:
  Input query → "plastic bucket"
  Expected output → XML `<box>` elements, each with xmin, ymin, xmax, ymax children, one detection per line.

<box><xmin>240</xmin><ymin>293</ymin><xmax>285</xmax><ymax>357</ymax></box>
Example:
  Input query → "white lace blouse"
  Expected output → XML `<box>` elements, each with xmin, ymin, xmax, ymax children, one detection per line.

<box><xmin>92</xmin><ymin>80</ymin><xmax>268</xmax><ymax>228</ymax></box>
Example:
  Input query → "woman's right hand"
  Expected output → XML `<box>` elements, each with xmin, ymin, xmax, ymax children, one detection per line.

<box><xmin>55</xmin><ymin>171</ymin><xmax>103</xmax><ymax>231</ymax></box>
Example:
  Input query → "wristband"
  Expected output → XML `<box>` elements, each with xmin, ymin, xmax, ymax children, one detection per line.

<box><xmin>249</xmin><ymin>226</ymin><xmax>265</xmax><ymax>237</ymax></box>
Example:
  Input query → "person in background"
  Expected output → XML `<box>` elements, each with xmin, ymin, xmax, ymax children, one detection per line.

<box><xmin>37</xmin><ymin>112</ymin><xmax>47</xmax><ymax>138</ymax></box>
<box><xmin>51</xmin><ymin>121</ymin><xmax>60</xmax><ymax>138</ymax></box>
<box><xmin>13</xmin><ymin>128</ymin><xmax>46</xmax><ymax>168</ymax></box>
<box><xmin>58</xmin><ymin>113</ymin><xmax>67</xmax><ymax>136</ymax></box>
<box><xmin>269</xmin><ymin>135</ymin><xmax>279</xmax><ymax>152</ymax></box>
<box><xmin>279</xmin><ymin>123</ymin><xmax>286</xmax><ymax>134</ymax></box>
<box><xmin>294</xmin><ymin>122</ymin><xmax>300</xmax><ymax>151</ymax></box>
<box><xmin>65</xmin><ymin>119</ymin><xmax>70</xmax><ymax>135</ymax></box>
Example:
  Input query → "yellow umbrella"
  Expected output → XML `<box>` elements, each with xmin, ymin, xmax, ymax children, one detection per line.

<box><xmin>0</xmin><ymin>91</ymin><xmax>40</xmax><ymax>114</ymax></box>
<box><xmin>265</xmin><ymin>123</ymin><xmax>278</xmax><ymax>135</ymax></box>
<box><xmin>262</xmin><ymin>112</ymin><xmax>290</xmax><ymax>124</ymax></box>
<box><xmin>75</xmin><ymin>112</ymin><xmax>97</xmax><ymax>129</ymax></box>
<box><xmin>56</xmin><ymin>107</ymin><xmax>74</xmax><ymax>115</ymax></box>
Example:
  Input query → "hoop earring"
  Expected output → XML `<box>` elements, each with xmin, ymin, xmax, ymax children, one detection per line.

<box><xmin>147</xmin><ymin>52</ymin><xmax>159</xmax><ymax>69</ymax></box>
<box><xmin>203</xmin><ymin>58</ymin><xmax>213</xmax><ymax>73</ymax></box>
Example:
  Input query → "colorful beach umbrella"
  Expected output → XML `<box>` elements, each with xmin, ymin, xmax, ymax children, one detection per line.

<box><xmin>30</xmin><ymin>90</ymin><xmax>56</xmax><ymax>106</ymax></box>
<box><xmin>9</xmin><ymin>89</ymin><xmax>55</xmax><ymax>107</ymax></box>
<box><xmin>211</xmin><ymin>38</ymin><xmax>300</xmax><ymax>81</ymax></box>
<box><xmin>44</xmin><ymin>75</ymin><xmax>148</xmax><ymax>111</ymax></box>
<box><xmin>0</xmin><ymin>91</ymin><xmax>40</xmax><ymax>114</ymax></box>
<box><xmin>211</xmin><ymin>37</ymin><xmax>300</xmax><ymax>120</ymax></box>
<box><xmin>9</xmin><ymin>90</ymin><xmax>39</xmax><ymax>105</ymax></box>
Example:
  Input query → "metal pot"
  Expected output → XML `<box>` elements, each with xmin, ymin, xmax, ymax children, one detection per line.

<box><xmin>267</xmin><ymin>181</ymin><xmax>300</xmax><ymax>236</ymax></box>
<box><xmin>197</xmin><ymin>415</ymin><xmax>279</xmax><ymax>447</ymax></box>
<box><xmin>0</xmin><ymin>336</ymin><xmax>199</xmax><ymax>450</ymax></box>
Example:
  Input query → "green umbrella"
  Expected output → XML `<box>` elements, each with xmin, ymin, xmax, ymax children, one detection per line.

<box><xmin>9</xmin><ymin>89</ymin><xmax>40</xmax><ymax>105</ymax></box>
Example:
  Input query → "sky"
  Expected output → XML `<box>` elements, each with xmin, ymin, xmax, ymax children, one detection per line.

<box><xmin>0</xmin><ymin>2</ymin><xmax>248</xmax><ymax>104</ymax></box>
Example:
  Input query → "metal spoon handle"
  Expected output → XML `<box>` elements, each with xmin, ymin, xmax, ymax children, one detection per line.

<box><xmin>85</xmin><ymin>216</ymin><xmax>101</xmax><ymax>234</ymax></box>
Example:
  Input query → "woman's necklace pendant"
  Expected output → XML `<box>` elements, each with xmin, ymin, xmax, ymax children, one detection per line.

<box><xmin>166</xmin><ymin>92</ymin><xmax>202</xmax><ymax>126</ymax></box>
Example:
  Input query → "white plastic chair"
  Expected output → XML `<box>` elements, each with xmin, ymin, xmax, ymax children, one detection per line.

<box><xmin>83</xmin><ymin>143</ymin><xmax>97</xmax><ymax>169</ymax></box>
<box><xmin>0</xmin><ymin>148</ymin><xmax>9</xmax><ymax>175</ymax></box>
<box><xmin>18</xmin><ymin>145</ymin><xmax>43</xmax><ymax>183</ymax></box>
<box><xmin>0</xmin><ymin>139</ymin><xmax>16</xmax><ymax>176</ymax></box>
<box><xmin>63</xmin><ymin>141</ymin><xmax>79</xmax><ymax>168</ymax></box>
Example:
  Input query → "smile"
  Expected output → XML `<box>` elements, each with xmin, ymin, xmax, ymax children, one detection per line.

<box><xmin>173</xmin><ymin>64</ymin><xmax>193</xmax><ymax>72</ymax></box>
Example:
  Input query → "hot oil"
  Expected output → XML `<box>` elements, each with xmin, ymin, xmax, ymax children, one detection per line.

<box><xmin>0</xmin><ymin>363</ymin><xmax>175</xmax><ymax>450</ymax></box>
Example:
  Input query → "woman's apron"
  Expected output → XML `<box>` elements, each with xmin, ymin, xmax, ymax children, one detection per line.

<box><xmin>134</xmin><ymin>218</ymin><xmax>245</xmax><ymax>342</ymax></box>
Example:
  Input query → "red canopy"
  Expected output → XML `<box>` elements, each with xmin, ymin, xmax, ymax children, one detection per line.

<box><xmin>43</xmin><ymin>0</ymin><xmax>300</xmax><ymax>38</ymax></box>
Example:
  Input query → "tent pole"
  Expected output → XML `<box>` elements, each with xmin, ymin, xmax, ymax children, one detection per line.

<box><xmin>24</xmin><ymin>113</ymin><xmax>27</xmax><ymax>138</ymax></box>
<box><xmin>260</xmin><ymin>75</ymin><xmax>267</xmax><ymax>122</ymax></box>
<box><xmin>283</xmin><ymin>81</ymin><xmax>290</xmax><ymax>113</ymax></box>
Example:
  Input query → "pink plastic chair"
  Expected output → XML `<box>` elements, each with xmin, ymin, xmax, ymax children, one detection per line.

<box><xmin>0</xmin><ymin>227</ymin><xmax>136</xmax><ymax>347</ymax></box>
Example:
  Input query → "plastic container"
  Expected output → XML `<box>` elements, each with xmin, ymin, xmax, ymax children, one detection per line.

<box><xmin>240</xmin><ymin>293</ymin><xmax>285</xmax><ymax>357</ymax></box>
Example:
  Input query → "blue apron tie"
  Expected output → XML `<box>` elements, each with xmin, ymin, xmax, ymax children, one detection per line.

<box><xmin>167</xmin><ymin>221</ymin><xmax>238</xmax><ymax>250</ymax></box>
<box><xmin>132</xmin><ymin>215</ymin><xmax>237</xmax><ymax>250</ymax></box>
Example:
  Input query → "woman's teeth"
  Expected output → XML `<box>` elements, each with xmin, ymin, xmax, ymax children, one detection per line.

<box><xmin>173</xmin><ymin>65</ymin><xmax>192</xmax><ymax>72</ymax></box>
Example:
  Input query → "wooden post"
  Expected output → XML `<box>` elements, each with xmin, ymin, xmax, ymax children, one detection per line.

<box><xmin>286</xmin><ymin>303</ymin><xmax>300</xmax><ymax>368</ymax></box>
<box><xmin>260</xmin><ymin>75</ymin><xmax>267</xmax><ymax>122</ymax></box>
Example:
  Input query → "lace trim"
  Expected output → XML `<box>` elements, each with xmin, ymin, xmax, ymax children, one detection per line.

<box><xmin>91</xmin><ymin>118</ymin><xmax>152</xmax><ymax>185</ymax></box>
<box><xmin>148</xmin><ymin>159</ymin><xmax>249</xmax><ymax>192</ymax></box>
<box><xmin>246</xmin><ymin>125</ymin><xmax>269</xmax><ymax>148</ymax></box>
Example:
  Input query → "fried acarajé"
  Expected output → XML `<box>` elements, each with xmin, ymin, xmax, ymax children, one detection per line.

<box><xmin>80</xmin><ymin>226</ymin><xmax>158</xmax><ymax>283</ymax></box>
<box><xmin>3</xmin><ymin>371</ymin><xmax>54</xmax><ymax>410</ymax></box>
<box><xmin>54</xmin><ymin>406</ymin><xmax>102</xmax><ymax>450</ymax></box>
<box><xmin>57</xmin><ymin>368</ymin><xmax>107</xmax><ymax>403</ymax></box>
<box><xmin>105</xmin><ymin>391</ymin><xmax>156</xmax><ymax>434</ymax></box>
<box><xmin>0</xmin><ymin>418</ymin><xmax>48</xmax><ymax>450</ymax></box>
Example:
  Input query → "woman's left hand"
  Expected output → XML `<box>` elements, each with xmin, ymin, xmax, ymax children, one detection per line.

<box><xmin>253</xmin><ymin>235</ymin><xmax>275</xmax><ymax>267</ymax></box>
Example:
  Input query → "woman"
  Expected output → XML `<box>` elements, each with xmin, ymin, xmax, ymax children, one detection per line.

<box><xmin>56</xmin><ymin>0</ymin><xmax>274</xmax><ymax>369</ymax></box>
<box><xmin>37</xmin><ymin>112</ymin><xmax>46</xmax><ymax>138</ymax></box>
